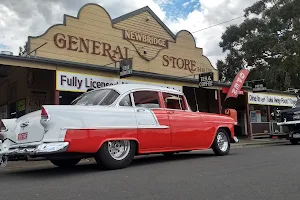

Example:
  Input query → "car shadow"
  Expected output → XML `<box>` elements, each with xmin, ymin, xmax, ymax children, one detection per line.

<box><xmin>1</xmin><ymin>151</ymin><xmax>236</xmax><ymax>178</ymax></box>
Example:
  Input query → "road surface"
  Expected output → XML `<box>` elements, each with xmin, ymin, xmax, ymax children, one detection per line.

<box><xmin>0</xmin><ymin>144</ymin><xmax>299</xmax><ymax>200</ymax></box>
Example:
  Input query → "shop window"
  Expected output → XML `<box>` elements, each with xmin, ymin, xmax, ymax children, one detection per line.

<box><xmin>119</xmin><ymin>94</ymin><xmax>132</xmax><ymax>107</ymax></box>
<box><xmin>163</xmin><ymin>92</ymin><xmax>187</xmax><ymax>110</ymax></box>
<box><xmin>249</xmin><ymin>104</ymin><xmax>268</xmax><ymax>122</ymax></box>
<box><xmin>133</xmin><ymin>91</ymin><xmax>160</xmax><ymax>108</ymax></box>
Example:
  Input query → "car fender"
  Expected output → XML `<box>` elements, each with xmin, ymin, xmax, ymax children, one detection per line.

<box><xmin>97</xmin><ymin>137</ymin><xmax>140</xmax><ymax>152</ymax></box>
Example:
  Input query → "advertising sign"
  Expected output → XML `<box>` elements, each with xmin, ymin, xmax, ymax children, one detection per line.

<box><xmin>120</xmin><ymin>58</ymin><xmax>133</xmax><ymax>79</ymax></box>
<box><xmin>248</xmin><ymin>92</ymin><xmax>297</xmax><ymax>107</ymax></box>
<box><xmin>225</xmin><ymin>69</ymin><xmax>249</xmax><ymax>99</ymax></box>
<box><xmin>56</xmin><ymin>71</ymin><xmax>183</xmax><ymax>92</ymax></box>
<box><xmin>252</xmin><ymin>80</ymin><xmax>267</xmax><ymax>92</ymax></box>
<box><xmin>199</xmin><ymin>72</ymin><xmax>214</xmax><ymax>87</ymax></box>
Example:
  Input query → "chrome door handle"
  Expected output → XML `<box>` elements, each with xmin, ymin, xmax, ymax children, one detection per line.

<box><xmin>20</xmin><ymin>122</ymin><xmax>29</xmax><ymax>128</ymax></box>
<box><xmin>137</xmin><ymin>109</ymin><xmax>145</xmax><ymax>112</ymax></box>
<box><xmin>167</xmin><ymin>111</ymin><xmax>174</xmax><ymax>114</ymax></box>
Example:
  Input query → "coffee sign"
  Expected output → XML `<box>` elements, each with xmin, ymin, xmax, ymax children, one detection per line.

<box><xmin>199</xmin><ymin>72</ymin><xmax>214</xmax><ymax>87</ymax></box>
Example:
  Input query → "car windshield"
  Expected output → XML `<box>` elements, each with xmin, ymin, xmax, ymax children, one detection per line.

<box><xmin>70</xmin><ymin>89</ymin><xmax>120</xmax><ymax>106</ymax></box>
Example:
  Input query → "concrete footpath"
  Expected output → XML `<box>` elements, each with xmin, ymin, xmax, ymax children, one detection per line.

<box><xmin>232</xmin><ymin>138</ymin><xmax>290</xmax><ymax>147</ymax></box>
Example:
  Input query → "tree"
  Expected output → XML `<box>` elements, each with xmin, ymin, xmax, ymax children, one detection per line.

<box><xmin>19</xmin><ymin>42</ymin><xmax>28</xmax><ymax>56</ymax></box>
<box><xmin>217</xmin><ymin>0</ymin><xmax>300</xmax><ymax>90</ymax></box>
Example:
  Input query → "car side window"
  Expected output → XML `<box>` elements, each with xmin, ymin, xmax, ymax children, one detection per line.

<box><xmin>132</xmin><ymin>91</ymin><xmax>161</xmax><ymax>109</ymax></box>
<box><xmin>163</xmin><ymin>92</ymin><xmax>187</xmax><ymax>110</ymax></box>
<box><xmin>119</xmin><ymin>94</ymin><xmax>132</xmax><ymax>107</ymax></box>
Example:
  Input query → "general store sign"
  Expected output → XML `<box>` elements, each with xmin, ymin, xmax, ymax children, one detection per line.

<box><xmin>56</xmin><ymin>71</ymin><xmax>183</xmax><ymax>92</ymax></box>
<box><xmin>248</xmin><ymin>92</ymin><xmax>297</xmax><ymax>107</ymax></box>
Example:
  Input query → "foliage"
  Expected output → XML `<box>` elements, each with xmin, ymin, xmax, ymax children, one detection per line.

<box><xmin>18</xmin><ymin>42</ymin><xmax>28</xmax><ymax>56</ymax></box>
<box><xmin>217</xmin><ymin>0</ymin><xmax>300</xmax><ymax>90</ymax></box>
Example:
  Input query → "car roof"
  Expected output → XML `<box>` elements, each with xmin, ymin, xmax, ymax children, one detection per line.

<box><xmin>95</xmin><ymin>83</ymin><xmax>183</xmax><ymax>95</ymax></box>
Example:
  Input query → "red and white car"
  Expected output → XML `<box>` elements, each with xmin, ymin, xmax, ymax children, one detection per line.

<box><xmin>0</xmin><ymin>84</ymin><xmax>238</xmax><ymax>170</ymax></box>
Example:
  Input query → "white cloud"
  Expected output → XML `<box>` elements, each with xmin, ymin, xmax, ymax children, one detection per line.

<box><xmin>0</xmin><ymin>0</ymin><xmax>257</xmax><ymax>69</ymax></box>
<box><xmin>166</xmin><ymin>0</ymin><xmax>258</xmax><ymax>68</ymax></box>
<box><xmin>183</xmin><ymin>2</ymin><xmax>190</xmax><ymax>7</ymax></box>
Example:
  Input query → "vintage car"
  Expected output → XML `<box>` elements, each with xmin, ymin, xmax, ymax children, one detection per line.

<box><xmin>0</xmin><ymin>84</ymin><xmax>238</xmax><ymax>170</ymax></box>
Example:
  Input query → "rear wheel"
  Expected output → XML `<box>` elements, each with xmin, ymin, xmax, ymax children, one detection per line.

<box><xmin>50</xmin><ymin>158</ymin><xmax>81</xmax><ymax>168</ymax></box>
<box><xmin>95</xmin><ymin>140</ymin><xmax>136</xmax><ymax>170</ymax></box>
<box><xmin>290</xmin><ymin>139</ymin><xmax>299</xmax><ymax>145</ymax></box>
<box><xmin>212</xmin><ymin>129</ymin><xmax>230</xmax><ymax>156</ymax></box>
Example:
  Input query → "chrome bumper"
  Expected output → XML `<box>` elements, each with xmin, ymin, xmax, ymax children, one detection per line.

<box><xmin>0</xmin><ymin>140</ymin><xmax>69</xmax><ymax>157</ymax></box>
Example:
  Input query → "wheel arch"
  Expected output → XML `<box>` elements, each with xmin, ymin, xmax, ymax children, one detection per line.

<box><xmin>97</xmin><ymin>138</ymin><xmax>140</xmax><ymax>154</ymax></box>
<box><xmin>209</xmin><ymin>126</ymin><xmax>233</xmax><ymax>148</ymax></box>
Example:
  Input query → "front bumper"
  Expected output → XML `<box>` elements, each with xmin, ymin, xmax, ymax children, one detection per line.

<box><xmin>0</xmin><ymin>140</ymin><xmax>69</xmax><ymax>157</ymax></box>
<box><xmin>231</xmin><ymin>136</ymin><xmax>239</xmax><ymax>143</ymax></box>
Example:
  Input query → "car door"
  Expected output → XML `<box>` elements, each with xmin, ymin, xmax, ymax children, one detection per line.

<box><xmin>162</xmin><ymin>92</ymin><xmax>206</xmax><ymax>149</ymax></box>
<box><xmin>130</xmin><ymin>90</ymin><xmax>171</xmax><ymax>151</ymax></box>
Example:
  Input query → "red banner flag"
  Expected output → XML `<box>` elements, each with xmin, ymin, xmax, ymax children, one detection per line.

<box><xmin>225</xmin><ymin>69</ymin><xmax>249</xmax><ymax>99</ymax></box>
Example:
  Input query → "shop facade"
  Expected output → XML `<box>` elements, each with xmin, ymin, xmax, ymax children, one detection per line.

<box><xmin>0</xmin><ymin>3</ymin><xmax>219</xmax><ymax>119</ymax></box>
<box><xmin>0</xmin><ymin>3</ymin><xmax>296</xmax><ymax>140</ymax></box>
<box><xmin>247</xmin><ymin>91</ymin><xmax>297</xmax><ymax>138</ymax></box>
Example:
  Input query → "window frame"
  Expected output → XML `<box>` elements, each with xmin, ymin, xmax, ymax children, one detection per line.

<box><xmin>118</xmin><ymin>93</ymin><xmax>133</xmax><ymax>107</ymax></box>
<box><xmin>131</xmin><ymin>90</ymin><xmax>162</xmax><ymax>109</ymax></box>
<box><xmin>162</xmin><ymin>92</ymin><xmax>188</xmax><ymax>111</ymax></box>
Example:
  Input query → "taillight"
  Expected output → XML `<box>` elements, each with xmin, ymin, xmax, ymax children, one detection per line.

<box><xmin>0</xmin><ymin>120</ymin><xmax>6</xmax><ymax>132</ymax></box>
<box><xmin>41</xmin><ymin>107</ymin><xmax>49</xmax><ymax>120</ymax></box>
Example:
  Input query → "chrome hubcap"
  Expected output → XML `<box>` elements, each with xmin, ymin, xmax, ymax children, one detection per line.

<box><xmin>108</xmin><ymin>140</ymin><xmax>130</xmax><ymax>160</ymax></box>
<box><xmin>217</xmin><ymin>132</ymin><xmax>228</xmax><ymax>152</ymax></box>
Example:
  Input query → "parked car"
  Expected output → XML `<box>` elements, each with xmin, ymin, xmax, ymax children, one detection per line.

<box><xmin>0</xmin><ymin>84</ymin><xmax>238</xmax><ymax>170</ymax></box>
<box><xmin>276</xmin><ymin>93</ymin><xmax>300</xmax><ymax>144</ymax></box>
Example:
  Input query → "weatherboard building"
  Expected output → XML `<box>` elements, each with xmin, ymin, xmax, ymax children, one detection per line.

<box><xmin>0</xmin><ymin>3</ymin><xmax>297</xmax><ymax>139</ymax></box>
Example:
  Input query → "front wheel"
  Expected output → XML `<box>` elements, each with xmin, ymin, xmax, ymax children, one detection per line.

<box><xmin>212</xmin><ymin>129</ymin><xmax>230</xmax><ymax>156</ymax></box>
<box><xmin>290</xmin><ymin>139</ymin><xmax>299</xmax><ymax>145</ymax></box>
<box><xmin>95</xmin><ymin>140</ymin><xmax>136</xmax><ymax>170</ymax></box>
<box><xmin>50</xmin><ymin>158</ymin><xmax>81</xmax><ymax>168</ymax></box>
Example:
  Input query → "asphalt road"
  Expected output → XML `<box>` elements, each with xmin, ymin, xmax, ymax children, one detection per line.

<box><xmin>0</xmin><ymin>144</ymin><xmax>299</xmax><ymax>200</ymax></box>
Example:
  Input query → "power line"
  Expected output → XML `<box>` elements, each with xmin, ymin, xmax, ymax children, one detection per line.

<box><xmin>176</xmin><ymin>15</ymin><xmax>245</xmax><ymax>38</ymax></box>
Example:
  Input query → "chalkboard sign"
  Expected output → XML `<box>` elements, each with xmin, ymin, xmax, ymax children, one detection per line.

<box><xmin>199</xmin><ymin>72</ymin><xmax>214</xmax><ymax>87</ymax></box>
<box><xmin>120</xmin><ymin>58</ymin><xmax>133</xmax><ymax>79</ymax></box>
<box><xmin>252</xmin><ymin>80</ymin><xmax>267</xmax><ymax>92</ymax></box>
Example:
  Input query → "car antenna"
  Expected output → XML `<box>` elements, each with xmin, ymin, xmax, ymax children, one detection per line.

<box><xmin>193</xmin><ymin>88</ymin><xmax>199</xmax><ymax>112</ymax></box>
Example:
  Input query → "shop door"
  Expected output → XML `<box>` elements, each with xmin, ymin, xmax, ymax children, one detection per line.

<box><xmin>9</xmin><ymin>102</ymin><xmax>16</xmax><ymax>118</ymax></box>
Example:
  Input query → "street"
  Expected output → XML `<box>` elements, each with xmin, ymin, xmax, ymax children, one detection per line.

<box><xmin>0</xmin><ymin>144</ymin><xmax>299</xmax><ymax>200</ymax></box>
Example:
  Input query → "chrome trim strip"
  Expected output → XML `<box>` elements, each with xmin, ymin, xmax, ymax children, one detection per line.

<box><xmin>277</xmin><ymin>120</ymin><xmax>300</xmax><ymax>125</ymax></box>
<box><xmin>61</xmin><ymin>125</ymin><xmax>169</xmax><ymax>130</ymax></box>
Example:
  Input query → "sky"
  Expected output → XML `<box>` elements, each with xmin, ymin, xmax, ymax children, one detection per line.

<box><xmin>0</xmin><ymin>0</ymin><xmax>258</xmax><ymax>68</ymax></box>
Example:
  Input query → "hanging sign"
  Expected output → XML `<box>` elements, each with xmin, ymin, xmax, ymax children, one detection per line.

<box><xmin>120</xmin><ymin>58</ymin><xmax>133</xmax><ymax>79</ymax></box>
<box><xmin>199</xmin><ymin>72</ymin><xmax>214</xmax><ymax>87</ymax></box>
<box><xmin>252</xmin><ymin>80</ymin><xmax>267</xmax><ymax>92</ymax></box>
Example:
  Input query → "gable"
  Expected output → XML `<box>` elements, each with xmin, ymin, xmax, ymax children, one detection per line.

<box><xmin>27</xmin><ymin>3</ymin><xmax>218</xmax><ymax>81</ymax></box>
